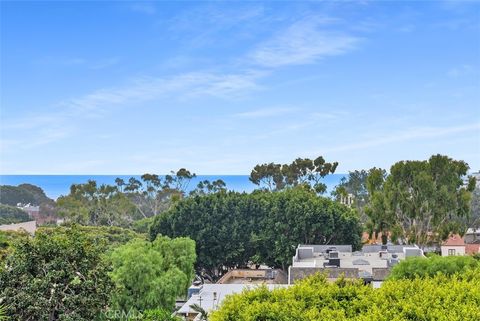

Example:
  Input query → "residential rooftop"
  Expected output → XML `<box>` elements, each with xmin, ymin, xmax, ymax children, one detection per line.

<box><xmin>289</xmin><ymin>244</ymin><xmax>424</xmax><ymax>283</ymax></box>
<box><xmin>177</xmin><ymin>283</ymin><xmax>289</xmax><ymax>319</ymax></box>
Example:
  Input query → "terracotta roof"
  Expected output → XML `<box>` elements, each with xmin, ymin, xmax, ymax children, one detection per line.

<box><xmin>466</xmin><ymin>244</ymin><xmax>480</xmax><ymax>255</ymax></box>
<box><xmin>442</xmin><ymin>234</ymin><xmax>465</xmax><ymax>246</ymax></box>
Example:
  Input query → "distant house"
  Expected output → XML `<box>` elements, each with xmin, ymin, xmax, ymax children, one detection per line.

<box><xmin>441</xmin><ymin>235</ymin><xmax>465</xmax><ymax>256</ymax></box>
<box><xmin>0</xmin><ymin>220</ymin><xmax>36</xmax><ymax>234</ymax></box>
<box><xmin>16</xmin><ymin>203</ymin><xmax>58</xmax><ymax>225</ymax></box>
<box><xmin>464</xmin><ymin>228</ymin><xmax>480</xmax><ymax>244</ymax></box>
<box><xmin>16</xmin><ymin>203</ymin><xmax>40</xmax><ymax>218</ymax></box>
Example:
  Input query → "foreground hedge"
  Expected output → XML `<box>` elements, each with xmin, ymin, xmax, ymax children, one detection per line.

<box><xmin>388</xmin><ymin>255</ymin><xmax>480</xmax><ymax>280</ymax></box>
<box><xmin>210</xmin><ymin>270</ymin><xmax>480</xmax><ymax>321</ymax></box>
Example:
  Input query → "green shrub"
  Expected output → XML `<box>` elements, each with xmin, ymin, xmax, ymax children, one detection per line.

<box><xmin>211</xmin><ymin>270</ymin><xmax>480</xmax><ymax>321</ymax></box>
<box><xmin>388</xmin><ymin>255</ymin><xmax>480</xmax><ymax>280</ymax></box>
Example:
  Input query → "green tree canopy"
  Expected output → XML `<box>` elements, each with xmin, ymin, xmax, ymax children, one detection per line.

<box><xmin>108</xmin><ymin>236</ymin><xmax>196</xmax><ymax>312</ymax></box>
<box><xmin>0</xmin><ymin>226</ymin><xmax>113</xmax><ymax>321</ymax></box>
<box><xmin>365</xmin><ymin>155</ymin><xmax>475</xmax><ymax>246</ymax></box>
<box><xmin>150</xmin><ymin>187</ymin><xmax>361</xmax><ymax>279</ymax></box>
<box><xmin>57</xmin><ymin>180</ymin><xmax>138</xmax><ymax>227</ymax></box>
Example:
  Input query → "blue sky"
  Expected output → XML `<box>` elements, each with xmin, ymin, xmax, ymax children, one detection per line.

<box><xmin>1</xmin><ymin>1</ymin><xmax>479</xmax><ymax>174</ymax></box>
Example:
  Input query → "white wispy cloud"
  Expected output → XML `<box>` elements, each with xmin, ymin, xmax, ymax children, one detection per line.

<box><xmin>322</xmin><ymin>123</ymin><xmax>480</xmax><ymax>153</ymax></box>
<box><xmin>1</xmin><ymin>70</ymin><xmax>264</xmax><ymax>149</ymax></box>
<box><xmin>62</xmin><ymin>71</ymin><xmax>262</xmax><ymax>114</ymax></box>
<box><xmin>233</xmin><ymin>107</ymin><xmax>297</xmax><ymax>119</ymax></box>
<box><xmin>250</xmin><ymin>17</ymin><xmax>360</xmax><ymax>67</ymax></box>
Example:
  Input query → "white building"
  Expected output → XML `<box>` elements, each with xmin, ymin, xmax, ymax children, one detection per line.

<box><xmin>441</xmin><ymin>235</ymin><xmax>466</xmax><ymax>256</ymax></box>
<box><xmin>176</xmin><ymin>283</ymin><xmax>289</xmax><ymax>320</ymax></box>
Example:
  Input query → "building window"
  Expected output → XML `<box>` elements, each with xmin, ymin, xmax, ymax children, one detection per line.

<box><xmin>448</xmin><ymin>249</ymin><xmax>456</xmax><ymax>256</ymax></box>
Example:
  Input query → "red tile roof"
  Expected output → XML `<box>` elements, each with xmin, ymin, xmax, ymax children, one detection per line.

<box><xmin>442</xmin><ymin>234</ymin><xmax>465</xmax><ymax>246</ymax></box>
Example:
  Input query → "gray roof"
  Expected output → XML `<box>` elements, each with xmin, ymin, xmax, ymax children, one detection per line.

<box><xmin>298</xmin><ymin>245</ymin><xmax>353</xmax><ymax>253</ymax></box>
<box><xmin>362</xmin><ymin>245</ymin><xmax>413</xmax><ymax>253</ymax></box>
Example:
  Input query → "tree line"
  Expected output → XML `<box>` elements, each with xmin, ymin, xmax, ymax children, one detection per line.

<box><xmin>150</xmin><ymin>187</ymin><xmax>361</xmax><ymax>279</ymax></box>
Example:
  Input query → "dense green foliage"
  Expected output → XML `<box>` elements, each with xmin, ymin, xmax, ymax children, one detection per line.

<box><xmin>57</xmin><ymin>180</ymin><xmax>139</xmax><ymax>227</ymax></box>
<box><xmin>0</xmin><ymin>230</ymin><xmax>29</xmax><ymax>262</ymax></box>
<box><xmin>0</xmin><ymin>203</ymin><xmax>30</xmax><ymax>224</ymax></box>
<box><xmin>0</xmin><ymin>227</ymin><xmax>113</xmax><ymax>321</ymax></box>
<box><xmin>365</xmin><ymin>155</ymin><xmax>475</xmax><ymax>246</ymax></box>
<box><xmin>211</xmin><ymin>270</ymin><xmax>480</xmax><ymax>321</ymax></box>
<box><xmin>151</xmin><ymin>187</ymin><xmax>361</xmax><ymax>278</ymax></box>
<box><xmin>109</xmin><ymin>236</ymin><xmax>196</xmax><ymax>312</ymax></box>
<box><xmin>388</xmin><ymin>255</ymin><xmax>480</xmax><ymax>280</ymax></box>
<box><xmin>43</xmin><ymin>225</ymin><xmax>145</xmax><ymax>250</ymax></box>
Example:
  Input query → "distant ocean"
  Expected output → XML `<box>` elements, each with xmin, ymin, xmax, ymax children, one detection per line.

<box><xmin>0</xmin><ymin>174</ymin><xmax>346</xmax><ymax>200</ymax></box>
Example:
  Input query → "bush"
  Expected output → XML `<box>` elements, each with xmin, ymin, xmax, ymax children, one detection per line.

<box><xmin>0</xmin><ymin>230</ymin><xmax>29</xmax><ymax>263</ymax></box>
<box><xmin>0</xmin><ymin>226</ymin><xmax>113</xmax><ymax>321</ymax></box>
<box><xmin>388</xmin><ymin>255</ymin><xmax>480</xmax><ymax>280</ymax></box>
<box><xmin>210</xmin><ymin>270</ymin><xmax>480</xmax><ymax>321</ymax></box>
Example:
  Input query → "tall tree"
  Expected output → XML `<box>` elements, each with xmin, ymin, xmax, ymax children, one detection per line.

<box><xmin>119</xmin><ymin>169</ymin><xmax>197</xmax><ymax>218</ymax></box>
<box><xmin>332</xmin><ymin>169</ymin><xmax>383</xmax><ymax>222</ymax></box>
<box><xmin>366</xmin><ymin>155</ymin><xmax>476</xmax><ymax>246</ymax></box>
<box><xmin>57</xmin><ymin>180</ymin><xmax>138</xmax><ymax>227</ymax></box>
<box><xmin>467</xmin><ymin>187</ymin><xmax>480</xmax><ymax>230</ymax></box>
<box><xmin>249</xmin><ymin>156</ymin><xmax>338</xmax><ymax>193</ymax></box>
<box><xmin>190</xmin><ymin>179</ymin><xmax>227</xmax><ymax>196</ymax></box>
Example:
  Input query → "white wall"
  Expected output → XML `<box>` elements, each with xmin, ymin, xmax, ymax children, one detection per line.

<box><xmin>441</xmin><ymin>246</ymin><xmax>465</xmax><ymax>256</ymax></box>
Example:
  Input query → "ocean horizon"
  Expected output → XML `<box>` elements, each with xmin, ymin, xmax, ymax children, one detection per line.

<box><xmin>0</xmin><ymin>174</ymin><xmax>346</xmax><ymax>200</ymax></box>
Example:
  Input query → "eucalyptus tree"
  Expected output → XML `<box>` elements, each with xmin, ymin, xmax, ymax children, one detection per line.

<box><xmin>57</xmin><ymin>180</ymin><xmax>138</xmax><ymax>227</ymax></box>
<box><xmin>249</xmin><ymin>156</ymin><xmax>338</xmax><ymax>193</ymax></box>
<box><xmin>118</xmin><ymin>169</ymin><xmax>196</xmax><ymax>218</ymax></box>
<box><xmin>190</xmin><ymin>179</ymin><xmax>227</xmax><ymax>196</ymax></box>
<box><xmin>366</xmin><ymin>155</ymin><xmax>476</xmax><ymax>246</ymax></box>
